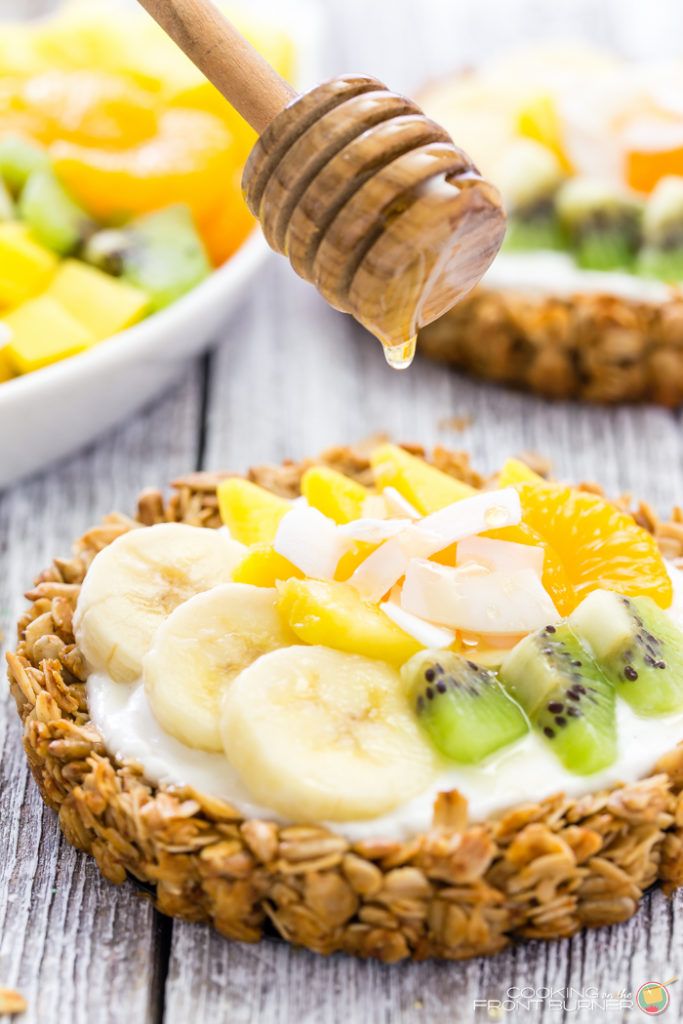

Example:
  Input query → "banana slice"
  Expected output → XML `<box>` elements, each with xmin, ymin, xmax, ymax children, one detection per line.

<box><xmin>74</xmin><ymin>523</ymin><xmax>245</xmax><ymax>683</ymax></box>
<box><xmin>144</xmin><ymin>583</ymin><xmax>296</xmax><ymax>752</ymax></box>
<box><xmin>220</xmin><ymin>645</ymin><xmax>437</xmax><ymax>821</ymax></box>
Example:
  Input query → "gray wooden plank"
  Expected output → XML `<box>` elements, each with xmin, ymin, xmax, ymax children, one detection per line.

<box><xmin>0</xmin><ymin>369</ymin><xmax>203</xmax><ymax>1024</ymax></box>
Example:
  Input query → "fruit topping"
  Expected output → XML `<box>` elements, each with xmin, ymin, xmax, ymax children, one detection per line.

<box><xmin>517</xmin><ymin>481</ymin><xmax>673</xmax><ymax>609</ymax></box>
<box><xmin>0</xmin><ymin>223</ymin><xmax>57</xmax><ymax>307</ymax></box>
<box><xmin>498</xmin><ymin>139</ymin><xmax>567</xmax><ymax>252</ymax></box>
<box><xmin>216</xmin><ymin>478</ymin><xmax>291</xmax><ymax>546</ymax></box>
<box><xmin>402</xmin><ymin>650</ymin><xmax>528</xmax><ymax>763</ymax></box>
<box><xmin>19</xmin><ymin>168</ymin><xmax>94</xmax><ymax>255</ymax></box>
<box><xmin>73</xmin><ymin>522</ymin><xmax>245</xmax><ymax>683</ymax></box>
<box><xmin>300</xmin><ymin>465</ymin><xmax>368</xmax><ymax>524</ymax></box>
<box><xmin>143</xmin><ymin>584</ymin><xmax>295</xmax><ymax>752</ymax></box>
<box><xmin>456</xmin><ymin>535</ymin><xmax>545</xmax><ymax>576</ymax></box>
<box><xmin>85</xmin><ymin>205</ymin><xmax>211</xmax><ymax>311</ymax></box>
<box><xmin>277</xmin><ymin>578</ymin><xmax>423</xmax><ymax>666</ymax></box>
<box><xmin>370</xmin><ymin>444</ymin><xmax>476</xmax><ymax>514</ymax></box>
<box><xmin>638</xmin><ymin>175</ymin><xmax>683</xmax><ymax>281</ymax></box>
<box><xmin>220</xmin><ymin>645</ymin><xmax>437</xmax><ymax>821</ymax></box>
<box><xmin>569</xmin><ymin>589</ymin><xmax>683</xmax><ymax>715</ymax></box>
<box><xmin>401</xmin><ymin>560</ymin><xmax>560</xmax><ymax>634</ymax></box>
<box><xmin>556</xmin><ymin>177</ymin><xmax>643</xmax><ymax>271</ymax></box>
<box><xmin>500</xmin><ymin>623</ymin><xmax>617</xmax><ymax>774</ymax></box>
<box><xmin>3</xmin><ymin>295</ymin><xmax>94</xmax><ymax>374</ymax></box>
<box><xmin>46</xmin><ymin>260</ymin><xmax>150</xmax><ymax>340</ymax></box>
<box><xmin>274</xmin><ymin>505</ymin><xmax>349</xmax><ymax>580</ymax></box>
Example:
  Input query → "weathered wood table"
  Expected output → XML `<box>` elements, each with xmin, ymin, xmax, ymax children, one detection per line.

<box><xmin>3</xmin><ymin>0</ymin><xmax>683</xmax><ymax>1020</ymax></box>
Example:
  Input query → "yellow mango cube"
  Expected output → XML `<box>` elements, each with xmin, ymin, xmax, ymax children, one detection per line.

<box><xmin>232</xmin><ymin>544</ymin><xmax>301</xmax><ymax>587</ymax></box>
<box><xmin>301</xmin><ymin>465</ymin><xmax>368</xmax><ymax>524</ymax></box>
<box><xmin>278</xmin><ymin>578</ymin><xmax>422</xmax><ymax>667</ymax></box>
<box><xmin>370</xmin><ymin>444</ymin><xmax>476</xmax><ymax>514</ymax></box>
<box><xmin>47</xmin><ymin>260</ymin><xmax>150</xmax><ymax>340</ymax></box>
<box><xmin>0</xmin><ymin>341</ymin><xmax>14</xmax><ymax>382</ymax></box>
<box><xmin>0</xmin><ymin>224</ymin><xmax>57</xmax><ymax>308</ymax></box>
<box><xmin>4</xmin><ymin>296</ymin><xmax>94</xmax><ymax>374</ymax></box>
<box><xmin>497</xmin><ymin>458</ymin><xmax>543</xmax><ymax>488</ymax></box>
<box><xmin>217</xmin><ymin>478</ymin><xmax>290</xmax><ymax>545</ymax></box>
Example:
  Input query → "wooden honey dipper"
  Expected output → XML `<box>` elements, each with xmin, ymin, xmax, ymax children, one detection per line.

<box><xmin>137</xmin><ymin>0</ymin><xmax>506</xmax><ymax>367</ymax></box>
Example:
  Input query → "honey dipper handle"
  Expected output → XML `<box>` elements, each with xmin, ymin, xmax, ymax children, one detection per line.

<box><xmin>136</xmin><ymin>0</ymin><xmax>297</xmax><ymax>133</ymax></box>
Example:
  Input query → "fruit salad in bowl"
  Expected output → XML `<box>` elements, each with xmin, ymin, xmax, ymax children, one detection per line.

<box><xmin>418</xmin><ymin>47</ymin><xmax>683</xmax><ymax>405</ymax></box>
<box><xmin>9</xmin><ymin>443</ymin><xmax>683</xmax><ymax>960</ymax></box>
<box><xmin>0</xmin><ymin>0</ymin><xmax>307</xmax><ymax>486</ymax></box>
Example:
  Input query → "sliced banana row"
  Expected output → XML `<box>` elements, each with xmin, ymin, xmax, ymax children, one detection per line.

<box><xmin>143</xmin><ymin>583</ymin><xmax>295</xmax><ymax>752</ymax></box>
<box><xmin>75</xmin><ymin>521</ymin><xmax>437</xmax><ymax>821</ymax></box>
<box><xmin>73</xmin><ymin>522</ymin><xmax>246</xmax><ymax>683</ymax></box>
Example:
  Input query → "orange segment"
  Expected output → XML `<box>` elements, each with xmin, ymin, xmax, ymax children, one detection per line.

<box><xmin>517</xmin><ymin>482</ymin><xmax>672</xmax><ymax>609</ymax></box>
<box><xmin>51</xmin><ymin>108</ymin><xmax>234</xmax><ymax>223</ymax></box>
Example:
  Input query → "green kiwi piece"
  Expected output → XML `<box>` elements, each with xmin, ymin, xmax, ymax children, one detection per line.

<box><xmin>569</xmin><ymin>589</ymin><xmax>683</xmax><ymax>715</ymax></box>
<box><xmin>555</xmin><ymin>177</ymin><xmax>642</xmax><ymax>271</ymax></box>
<box><xmin>401</xmin><ymin>650</ymin><xmax>528</xmax><ymax>764</ymax></box>
<box><xmin>0</xmin><ymin>135</ymin><xmax>49</xmax><ymax>195</ymax></box>
<box><xmin>500</xmin><ymin>624</ymin><xmax>616</xmax><ymax>775</ymax></box>
<box><xmin>119</xmin><ymin>205</ymin><xmax>210</xmax><ymax>311</ymax></box>
<box><xmin>503</xmin><ymin>210</ymin><xmax>566</xmax><ymax>253</ymax></box>
<box><xmin>19</xmin><ymin>169</ymin><xmax>94</xmax><ymax>255</ymax></box>
<box><xmin>0</xmin><ymin>178</ymin><xmax>15</xmax><ymax>222</ymax></box>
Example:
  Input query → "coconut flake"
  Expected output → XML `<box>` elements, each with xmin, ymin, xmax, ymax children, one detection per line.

<box><xmin>417</xmin><ymin>487</ymin><xmax>521</xmax><ymax>546</ymax></box>
<box><xmin>401</xmin><ymin>560</ymin><xmax>560</xmax><ymax>634</ymax></box>
<box><xmin>274</xmin><ymin>506</ymin><xmax>349</xmax><ymax>580</ymax></box>
<box><xmin>337</xmin><ymin>518</ymin><xmax>409</xmax><ymax>543</ymax></box>
<box><xmin>380</xmin><ymin>601</ymin><xmax>456</xmax><ymax>649</ymax></box>
<box><xmin>383</xmin><ymin>487</ymin><xmax>421</xmax><ymax>519</ymax></box>
<box><xmin>361</xmin><ymin>494</ymin><xmax>390</xmax><ymax>519</ymax></box>
<box><xmin>456</xmin><ymin>535</ymin><xmax>544</xmax><ymax>576</ymax></box>
<box><xmin>348</xmin><ymin>525</ymin><xmax>445</xmax><ymax>602</ymax></box>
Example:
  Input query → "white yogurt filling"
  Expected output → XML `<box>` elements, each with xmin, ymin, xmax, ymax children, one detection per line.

<box><xmin>86</xmin><ymin>565</ymin><xmax>683</xmax><ymax>843</ymax></box>
<box><xmin>483</xmin><ymin>250</ymin><xmax>681</xmax><ymax>303</ymax></box>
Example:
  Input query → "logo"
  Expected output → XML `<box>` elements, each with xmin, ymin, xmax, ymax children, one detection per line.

<box><xmin>636</xmin><ymin>980</ymin><xmax>674</xmax><ymax>1015</ymax></box>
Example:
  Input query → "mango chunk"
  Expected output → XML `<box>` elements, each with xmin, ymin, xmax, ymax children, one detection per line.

<box><xmin>0</xmin><ymin>224</ymin><xmax>58</xmax><ymax>307</ymax></box>
<box><xmin>232</xmin><ymin>544</ymin><xmax>301</xmax><ymax>587</ymax></box>
<box><xmin>217</xmin><ymin>478</ymin><xmax>290</xmax><ymax>545</ymax></box>
<box><xmin>301</xmin><ymin>465</ymin><xmax>368</xmax><ymax>524</ymax></box>
<box><xmin>497</xmin><ymin>458</ymin><xmax>543</xmax><ymax>488</ymax></box>
<box><xmin>0</xmin><ymin>341</ymin><xmax>14</xmax><ymax>382</ymax></box>
<box><xmin>278</xmin><ymin>578</ymin><xmax>422</xmax><ymax>667</ymax></box>
<box><xmin>4</xmin><ymin>296</ymin><xmax>94</xmax><ymax>373</ymax></box>
<box><xmin>370</xmin><ymin>444</ymin><xmax>476</xmax><ymax>514</ymax></box>
<box><xmin>47</xmin><ymin>260</ymin><xmax>150</xmax><ymax>340</ymax></box>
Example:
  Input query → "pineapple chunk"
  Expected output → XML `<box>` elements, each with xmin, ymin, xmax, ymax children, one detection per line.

<box><xmin>4</xmin><ymin>296</ymin><xmax>94</xmax><ymax>373</ymax></box>
<box><xmin>0</xmin><ymin>340</ymin><xmax>13</xmax><ymax>382</ymax></box>
<box><xmin>233</xmin><ymin>544</ymin><xmax>301</xmax><ymax>587</ymax></box>
<box><xmin>370</xmin><ymin>444</ymin><xmax>476</xmax><ymax>514</ymax></box>
<box><xmin>517</xmin><ymin>94</ymin><xmax>572</xmax><ymax>172</ymax></box>
<box><xmin>278</xmin><ymin>578</ymin><xmax>422</xmax><ymax>667</ymax></box>
<box><xmin>0</xmin><ymin>224</ymin><xmax>58</xmax><ymax>307</ymax></box>
<box><xmin>217</xmin><ymin>478</ymin><xmax>290</xmax><ymax>545</ymax></box>
<box><xmin>47</xmin><ymin>260</ymin><xmax>150</xmax><ymax>340</ymax></box>
<box><xmin>497</xmin><ymin>458</ymin><xmax>543</xmax><ymax>487</ymax></box>
<box><xmin>301</xmin><ymin>465</ymin><xmax>368</xmax><ymax>524</ymax></box>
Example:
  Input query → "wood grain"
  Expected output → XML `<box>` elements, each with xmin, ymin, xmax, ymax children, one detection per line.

<box><xmin>0</xmin><ymin>371</ymin><xmax>204</xmax><ymax>1024</ymax></box>
<box><xmin>5</xmin><ymin>0</ymin><xmax>683</xmax><ymax>1022</ymax></box>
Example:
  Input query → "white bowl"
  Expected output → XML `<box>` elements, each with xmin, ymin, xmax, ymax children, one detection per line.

<box><xmin>0</xmin><ymin>231</ymin><xmax>270</xmax><ymax>488</ymax></box>
<box><xmin>0</xmin><ymin>0</ymin><xmax>321</xmax><ymax>489</ymax></box>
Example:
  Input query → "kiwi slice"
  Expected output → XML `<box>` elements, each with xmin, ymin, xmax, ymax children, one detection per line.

<box><xmin>402</xmin><ymin>651</ymin><xmax>528</xmax><ymax>764</ymax></box>
<box><xmin>569</xmin><ymin>589</ymin><xmax>683</xmax><ymax>715</ymax></box>
<box><xmin>500</xmin><ymin>624</ymin><xmax>616</xmax><ymax>775</ymax></box>
<box><xmin>19</xmin><ymin>169</ymin><xmax>94</xmax><ymax>255</ymax></box>
<box><xmin>85</xmin><ymin>205</ymin><xmax>211</xmax><ymax>311</ymax></box>
<box><xmin>0</xmin><ymin>178</ymin><xmax>14</xmax><ymax>222</ymax></box>
<box><xmin>0</xmin><ymin>135</ymin><xmax>49</xmax><ymax>195</ymax></box>
<box><xmin>555</xmin><ymin>177</ymin><xmax>642</xmax><ymax>271</ymax></box>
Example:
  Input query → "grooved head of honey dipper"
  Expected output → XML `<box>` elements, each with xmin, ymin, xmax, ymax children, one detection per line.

<box><xmin>242</xmin><ymin>75</ymin><xmax>506</xmax><ymax>353</ymax></box>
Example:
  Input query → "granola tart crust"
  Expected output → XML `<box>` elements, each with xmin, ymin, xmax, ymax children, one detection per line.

<box><xmin>419</xmin><ymin>286</ymin><xmax>683</xmax><ymax>407</ymax></box>
<box><xmin>8</xmin><ymin>444</ymin><xmax>683</xmax><ymax>963</ymax></box>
